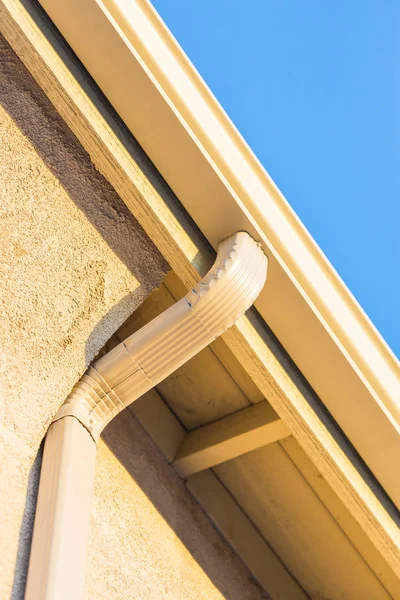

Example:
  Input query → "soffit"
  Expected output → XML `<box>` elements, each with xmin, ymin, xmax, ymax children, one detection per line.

<box><xmin>109</xmin><ymin>277</ymin><xmax>400</xmax><ymax>599</ymax></box>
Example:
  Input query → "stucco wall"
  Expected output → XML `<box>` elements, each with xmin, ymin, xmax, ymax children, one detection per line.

<box><xmin>0</xmin><ymin>34</ymin><xmax>166</xmax><ymax>598</ymax></box>
<box><xmin>0</xmin><ymin>36</ymin><xmax>266</xmax><ymax>600</ymax></box>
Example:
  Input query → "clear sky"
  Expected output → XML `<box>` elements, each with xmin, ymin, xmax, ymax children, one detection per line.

<box><xmin>151</xmin><ymin>0</ymin><xmax>399</xmax><ymax>358</ymax></box>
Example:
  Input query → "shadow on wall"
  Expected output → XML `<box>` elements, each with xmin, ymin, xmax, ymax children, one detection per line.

<box><xmin>10</xmin><ymin>446</ymin><xmax>43</xmax><ymax>600</ymax></box>
<box><xmin>100</xmin><ymin>410</ymin><xmax>266</xmax><ymax>600</ymax></box>
<box><xmin>17</xmin><ymin>0</ymin><xmax>213</xmax><ymax>268</ymax></box>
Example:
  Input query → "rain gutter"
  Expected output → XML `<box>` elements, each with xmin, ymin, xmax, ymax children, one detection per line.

<box><xmin>25</xmin><ymin>233</ymin><xmax>268</xmax><ymax>599</ymax></box>
<box><xmin>36</xmin><ymin>0</ymin><xmax>400</xmax><ymax>507</ymax></box>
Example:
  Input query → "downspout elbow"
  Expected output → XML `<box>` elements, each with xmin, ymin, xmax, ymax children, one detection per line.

<box><xmin>53</xmin><ymin>232</ymin><xmax>268</xmax><ymax>442</ymax></box>
<box><xmin>26</xmin><ymin>232</ymin><xmax>267</xmax><ymax>600</ymax></box>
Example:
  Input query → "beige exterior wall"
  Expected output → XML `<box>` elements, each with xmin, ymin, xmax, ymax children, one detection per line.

<box><xmin>0</xmin><ymin>37</ymin><xmax>265</xmax><ymax>599</ymax></box>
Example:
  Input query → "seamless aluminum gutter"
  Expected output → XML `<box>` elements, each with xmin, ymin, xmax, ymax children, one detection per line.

<box><xmin>38</xmin><ymin>0</ymin><xmax>400</xmax><ymax>506</ymax></box>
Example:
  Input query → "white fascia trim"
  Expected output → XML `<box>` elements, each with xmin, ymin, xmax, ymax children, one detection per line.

<box><xmin>37</xmin><ymin>0</ymin><xmax>400</xmax><ymax>503</ymax></box>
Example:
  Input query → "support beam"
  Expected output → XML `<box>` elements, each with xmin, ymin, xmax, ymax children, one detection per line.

<box><xmin>129</xmin><ymin>388</ymin><xmax>186</xmax><ymax>464</ymax></box>
<box><xmin>173</xmin><ymin>402</ymin><xmax>290</xmax><ymax>477</ymax></box>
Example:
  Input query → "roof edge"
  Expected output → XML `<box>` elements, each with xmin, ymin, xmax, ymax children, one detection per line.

<box><xmin>13</xmin><ymin>0</ymin><xmax>400</xmax><ymax>504</ymax></box>
<box><xmin>114</xmin><ymin>0</ymin><xmax>399</xmax><ymax>414</ymax></box>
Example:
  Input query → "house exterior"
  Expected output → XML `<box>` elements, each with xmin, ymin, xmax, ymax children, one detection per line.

<box><xmin>0</xmin><ymin>0</ymin><xmax>399</xmax><ymax>599</ymax></box>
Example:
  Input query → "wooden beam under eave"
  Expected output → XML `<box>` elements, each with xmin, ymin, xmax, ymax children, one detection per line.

<box><xmin>173</xmin><ymin>402</ymin><xmax>290</xmax><ymax>477</ymax></box>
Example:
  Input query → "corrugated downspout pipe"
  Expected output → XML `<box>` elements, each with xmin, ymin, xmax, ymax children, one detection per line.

<box><xmin>25</xmin><ymin>232</ymin><xmax>268</xmax><ymax>600</ymax></box>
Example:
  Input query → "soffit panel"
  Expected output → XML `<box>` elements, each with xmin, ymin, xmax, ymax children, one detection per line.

<box><xmin>115</xmin><ymin>283</ymin><xmax>400</xmax><ymax>599</ymax></box>
<box><xmin>214</xmin><ymin>443</ymin><xmax>396</xmax><ymax>599</ymax></box>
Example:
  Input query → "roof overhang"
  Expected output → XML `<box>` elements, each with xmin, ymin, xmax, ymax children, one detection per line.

<box><xmin>35</xmin><ymin>0</ymin><xmax>399</xmax><ymax>505</ymax></box>
<box><xmin>1</xmin><ymin>0</ymin><xmax>399</xmax><ymax>573</ymax></box>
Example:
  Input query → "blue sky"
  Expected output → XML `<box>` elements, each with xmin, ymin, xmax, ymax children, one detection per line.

<box><xmin>151</xmin><ymin>0</ymin><xmax>399</xmax><ymax>357</ymax></box>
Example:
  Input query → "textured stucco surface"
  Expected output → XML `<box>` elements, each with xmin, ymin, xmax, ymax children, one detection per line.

<box><xmin>0</xmin><ymin>35</ymin><xmax>166</xmax><ymax>599</ymax></box>
<box><xmin>0</xmin><ymin>36</ymin><xmax>266</xmax><ymax>600</ymax></box>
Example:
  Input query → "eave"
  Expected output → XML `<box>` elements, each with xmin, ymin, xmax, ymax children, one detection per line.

<box><xmin>31</xmin><ymin>0</ymin><xmax>400</xmax><ymax>507</ymax></box>
<box><xmin>1</xmin><ymin>0</ymin><xmax>399</xmax><ymax>577</ymax></box>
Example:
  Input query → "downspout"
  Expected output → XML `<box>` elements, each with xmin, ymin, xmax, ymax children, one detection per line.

<box><xmin>25</xmin><ymin>232</ymin><xmax>268</xmax><ymax>600</ymax></box>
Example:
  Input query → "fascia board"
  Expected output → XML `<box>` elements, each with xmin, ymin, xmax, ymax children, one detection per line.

<box><xmin>36</xmin><ymin>0</ymin><xmax>400</xmax><ymax>505</ymax></box>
